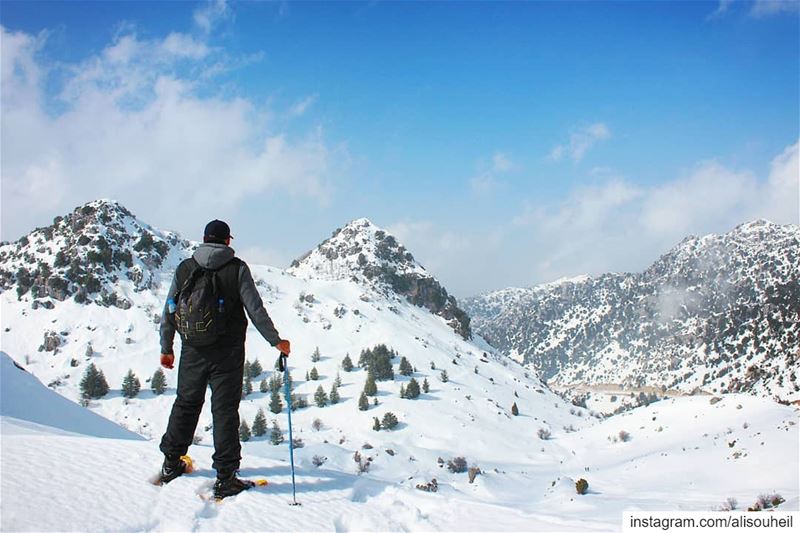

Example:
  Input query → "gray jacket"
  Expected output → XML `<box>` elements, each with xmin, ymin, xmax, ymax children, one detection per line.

<box><xmin>160</xmin><ymin>243</ymin><xmax>281</xmax><ymax>353</ymax></box>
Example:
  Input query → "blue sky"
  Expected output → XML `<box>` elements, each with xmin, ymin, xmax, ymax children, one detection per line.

<box><xmin>1</xmin><ymin>0</ymin><xmax>798</xmax><ymax>296</ymax></box>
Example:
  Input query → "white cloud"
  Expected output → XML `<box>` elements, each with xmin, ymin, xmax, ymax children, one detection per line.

<box><xmin>750</xmin><ymin>0</ymin><xmax>800</xmax><ymax>17</ymax></box>
<box><xmin>0</xmin><ymin>25</ymin><xmax>342</xmax><ymax>242</ymax></box>
<box><xmin>708</xmin><ymin>0</ymin><xmax>736</xmax><ymax>19</ymax></box>
<box><xmin>289</xmin><ymin>94</ymin><xmax>319</xmax><ymax>117</ymax></box>
<box><xmin>194</xmin><ymin>0</ymin><xmax>231</xmax><ymax>34</ymax></box>
<box><xmin>469</xmin><ymin>151</ymin><xmax>517</xmax><ymax>195</ymax></box>
<box><xmin>549</xmin><ymin>122</ymin><xmax>611</xmax><ymax>162</ymax></box>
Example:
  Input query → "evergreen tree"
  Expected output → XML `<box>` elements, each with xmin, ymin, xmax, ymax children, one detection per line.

<box><xmin>358</xmin><ymin>391</ymin><xmax>369</xmax><ymax>411</ymax></box>
<box><xmin>399</xmin><ymin>384</ymin><xmax>406</xmax><ymax>398</ymax></box>
<box><xmin>398</xmin><ymin>356</ymin><xmax>413</xmax><ymax>376</ymax></box>
<box><xmin>372</xmin><ymin>352</ymin><xmax>394</xmax><ymax>381</ymax></box>
<box><xmin>511</xmin><ymin>402</ymin><xmax>519</xmax><ymax>416</ymax></box>
<box><xmin>330</xmin><ymin>383</ymin><xmax>340</xmax><ymax>404</ymax></box>
<box><xmin>430</xmin><ymin>361</ymin><xmax>436</xmax><ymax>370</ymax></box>
<box><xmin>440</xmin><ymin>369</ymin><xmax>449</xmax><ymax>383</ymax></box>
<box><xmin>249</xmin><ymin>359</ymin><xmax>263</xmax><ymax>378</ymax></box>
<box><xmin>269</xmin><ymin>388</ymin><xmax>283</xmax><ymax>414</ymax></box>
<box><xmin>364</xmin><ymin>370</ymin><xmax>378</xmax><ymax>396</ymax></box>
<box><xmin>314</xmin><ymin>385</ymin><xmax>328</xmax><ymax>407</ymax></box>
<box><xmin>151</xmin><ymin>368</ymin><xmax>167</xmax><ymax>395</ymax></box>
<box><xmin>422</xmin><ymin>377</ymin><xmax>430</xmax><ymax>393</ymax></box>
<box><xmin>239</xmin><ymin>420</ymin><xmax>251</xmax><ymax>442</ymax></box>
<box><xmin>269</xmin><ymin>374</ymin><xmax>282</xmax><ymax>393</ymax></box>
<box><xmin>121</xmin><ymin>369</ymin><xmax>141</xmax><ymax>399</ymax></box>
<box><xmin>381</xmin><ymin>412</ymin><xmax>399</xmax><ymax>430</ymax></box>
<box><xmin>243</xmin><ymin>374</ymin><xmax>253</xmax><ymax>397</ymax></box>
<box><xmin>305</xmin><ymin>370</ymin><xmax>310</xmax><ymax>381</ymax></box>
<box><xmin>253</xmin><ymin>408</ymin><xmax>267</xmax><ymax>436</ymax></box>
<box><xmin>372</xmin><ymin>417</ymin><xmax>381</xmax><ymax>431</ymax></box>
<box><xmin>270</xmin><ymin>420</ymin><xmax>284</xmax><ymax>445</ymax></box>
<box><xmin>259</xmin><ymin>378</ymin><xmax>269</xmax><ymax>393</ymax></box>
<box><xmin>244</xmin><ymin>360</ymin><xmax>252</xmax><ymax>380</ymax></box>
<box><xmin>311</xmin><ymin>346</ymin><xmax>321</xmax><ymax>362</ymax></box>
<box><xmin>334</xmin><ymin>372</ymin><xmax>342</xmax><ymax>387</ymax></box>
<box><xmin>291</xmin><ymin>394</ymin><xmax>308</xmax><ymax>410</ymax></box>
<box><xmin>358</xmin><ymin>348</ymin><xmax>370</xmax><ymax>369</ymax></box>
<box><xmin>80</xmin><ymin>363</ymin><xmax>109</xmax><ymax>399</ymax></box>
<box><xmin>310</xmin><ymin>366</ymin><xmax>319</xmax><ymax>380</ymax></box>
<box><xmin>405</xmin><ymin>378</ymin><xmax>421</xmax><ymax>399</ymax></box>
<box><xmin>342</xmin><ymin>354</ymin><xmax>354</xmax><ymax>372</ymax></box>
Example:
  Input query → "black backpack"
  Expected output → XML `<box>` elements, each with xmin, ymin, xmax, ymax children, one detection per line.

<box><xmin>173</xmin><ymin>258</ymin><xmax>241</xmax><ymax>347</ymax></box>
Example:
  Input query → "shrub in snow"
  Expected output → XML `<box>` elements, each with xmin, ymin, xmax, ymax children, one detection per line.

<box><xmin>239</xmin><ymin>420</ymin><xmax>251</xmax><ymax>442</ymax></box>
<box><xmin>748</xmin><ymin>493</ymin><xmax>784</xmax><ymax>511</ymax></box>
<box><xmin>381</xmin><ymin>412</ymin><xmax>399</xmax><ymax>430</ymax></box>
<box><xmin>151</xmin><ymin>368</ymin><xmax>166</xmax><ymax>395</ymax></box>
<box><xmin>468</xmin><ymin>466</ymin><xmax>481</xmax><ymax>484</ymax></box>
<box><xmin>511</xmin><ymin>402</ymin><xmax>519</xmax><ymax>416</ymax></box>
<box><xmin>292</xmin><ymin>437</ymin><xmax>304</xmax><ymax>448</ymax></box>
<box><xmin>252</xmin><ymin>408</ymin><xmax>267</xmax><ymax>437</ymax></box>
<box><xmin>537</xmin><ymin>428</ymin><xmax>551</xmax><ymax>440</ymax></box>
<box><xmin>342</xmin><ymin>354</ymin><xmax>354</xmax><ymax>372</ymax></box>
<box><xmin>80</xmin><ymin>363</ymin><xmax>109</xmax><ymax>399</ymax></box>
<box><xmin>270</xmin><ymin>420</ymin><xmax>284</xmax><ymax>445</ymax></box>
<box><xmin>576</xmin><ymin>478</ymin><xmax>588</xmax><ymax>495</ymax></box>
<box><xmin>372</xmin><ymin>417</ymin><xmax>381</xmax><ymax>431</ymax></box>
<box><xmin>353</xmin><ymin>451</ymin><xmax>371</xmax><ymax>474</ymax></box>
<box><xmin>362</xmin><ymin>443</ymin><xmax>374</xmax><ymax>450</ymax></box>
<box><xmin>618</xmin><ymin>430</ymin><xmax>631</xmax><ymax>442</ymax></box>
<box><xmin>121</xmin><ymin>369</ymin><xmax>141</xmax><ymax>399</ymax></box>
<box><xmin>440</xmin><ymin>370</ymin><xmax>449</xmax><ymax>383</ymax></box>
<box><xmin>312</xmin><ymin>455</ymin><xmax>326</xmax><ymax>467</ymax></box>
<box><xmin>291</xmin><ymin>394</ymin><xmax>308</xmax><ymax>410</ymax></box>
<box><xmin>718</xmin><ymin>497</ymin><xmax>737</xmax><ymax>511</ymax></box>
<box><xmin>416</xmin><ymin>479</ymin><xmax>438</xmax><ymax>492</ymax></box>
<box><xmin>314</xmin><ymin>385</ymin><xmax>328</xmax><ymax>407</ymax></box>
<box><xmin>447</xmin><ymin>457</ymin><xmax>467</xmax><ymax>473</ymax></box>
<box><xmin>312</xmin><ymin>418</ymin><xmax>324</xmax><ymax>431</ymax></box>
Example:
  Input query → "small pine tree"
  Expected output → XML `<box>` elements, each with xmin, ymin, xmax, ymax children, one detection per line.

<box><xmin>440</xmin><ymin>369</ymin><xmax>449</xmax><ymax>383</ymax></box>
<box><xmin>305</xmin><ymin>370</ymin><xmax>310</xmax><ymax>381</ymax></box>
<box><xmin>80</xmin><ymin>363</ymin><xmax>109</xmax><ymax>399</ymax></box>
<box><xmin>372</xmin><ymin>417</ymin><xmax>381</xmax><ymax>431</ymax></box>
<box><xmin>430</xmin><ymin>361</ymin><xmax>436</xmax><ymax>370</ymax></box>
<box><xmin>511</xmin><ymin>402</ymin><xmax>519</xmax><ymax>416</ymax></box>
<box><xmin>239</xmin><ymin>420</ymin><xmax>251</xmax><ymax>442</ymax></box>
<box><xmin>243</xmin><ymin>374</ymin><xmax>253</xmax><ymax>397</ymax></box>
<box><xmin>121</xmin><ymin>369</ymin><xmax>141</xmax><ymax>399</ymax></box>
<box><xmin>269</xmin><ymin>388</ymin><xmax>283</xmax><ymax>414</ymax></box>
<box><xmin>422</xmin><ymin>377</ymin><xmax>430</xmax><ymax>393</ymax></box>
<box><xmin>330</xmin><ymin>383</ymin><xmax>340</xmax><ymax>404</ymax></box>
<box><xmin>244</xmin><ymin>360</ymin><xmax>252</xmax><ymax>380</ymax></box>
<box><xmin>151</xmin><ymin>368</ymin><xmax>167</xmax><ymax>395</ymax></box>
<box><xmin>259</xmin><ymin>378</ymin><xmax>269</xmax><ymax>393</ymax></box>
<box><xmin>310</xmin><ymin>367</ymin><xmax>319</xmax><ymax>380</ymax></box>
<box><xmin>342</xmin><ymin>354</ymin><xmax>354</xmax><ymax>372</ymax></box>
<box><xmin>405</xmin><ymin>377</ymin><xmax>421</xmax><ymax>399</ymax></box>
<box><xmin>253</xmin><ymin>408</ymin><xmax>267</xmax><ymax>436</ymax></box>
<box><xmin>381</xmin><ymin>412</ymin><xmax>399</xmax><ymax>430</ymax></box>
<box><xmin>364</xmin><ymin>370</ymin><xmax>378</xmax><ymax>396</ymax></box>
<box><xmin>269</xmin><ymin>374</ymin><xmax>282</xmax><ymax>393</ymax></box>
<box><xmin>311</xmin><ymin>346</ymin><xmax>321</xmax><ymax>362</ymax></box>
<box><xmin>249</xmin><ymin>359</ymin><xmax>263</xmax><ymax>378</ymax></box>
<box><xmin>399</xmin><ymin>384</ymin><xmax>406</xmax><ymax>398</ymax></box>
<box><xmin>334</xmin><ymin>372</ymin><xmax>342</xmax><ymax>387</ymax></box>
<box><xmin>314</xmin><ymin>385</ymin><xmax>328</xmax><ymax>407</ymax></box>
<box><xmin>270</xmin><ymin>420</ymin><xmax>284</xmax><ymax>445</ymax></box>
<box><xmin>399</xmin><ymin>356</ymin><xmax>413</xmax><ymax>376</ymax></box>
<box><xmin>358</xmin><ymin>391</ymin><xmax>369</xmax><ymax>411</ymax></box>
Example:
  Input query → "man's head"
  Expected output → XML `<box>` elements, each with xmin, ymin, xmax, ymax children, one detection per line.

<box><xmin>204</xmin><ymin>219</ymin><xmax>233</xmax><ymax>245</ymax></box>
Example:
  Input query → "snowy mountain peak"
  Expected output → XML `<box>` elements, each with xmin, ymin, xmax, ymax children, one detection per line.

<box><xmin>289</xmin><ymin>218</ymin><xmax>472</xmax><ymax>339</ymax></box>
<box><xmin>0</xmin><ymin>199</ymin><xmax>193</xmax><ymax>309</ymax></box>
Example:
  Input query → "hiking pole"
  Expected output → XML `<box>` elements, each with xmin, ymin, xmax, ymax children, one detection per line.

<box><xmin>279</xmin><ymin>354</ymin><xmax>301</xmax><ymax>506</ymax></box>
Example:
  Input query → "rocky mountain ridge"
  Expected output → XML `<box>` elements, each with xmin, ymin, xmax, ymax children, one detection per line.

<box><xmin>463</xmin><ymin>220</ymin><xmax>800</xmax><ymax>402</ymax></box>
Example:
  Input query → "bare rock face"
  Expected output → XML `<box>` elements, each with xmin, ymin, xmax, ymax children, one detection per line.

<box><xmin>289</xmin><ymin>218</ymin><xmax>471</xmax><ymax>339</ymax></box>
<box><xmin>464</xmin><ymin>220</ymin><xmax>800</xmax><ymax>402</ymax></box>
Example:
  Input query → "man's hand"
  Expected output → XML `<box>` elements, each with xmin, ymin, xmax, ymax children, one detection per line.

<box><xmin>277</xmin><ymin>340</ymin><xmax>291</xmax><ymax>356</ymax></box>
<box><xmin>160</xmin><ymin>353</ymin><xmax>175</xmax><ymax>369</ymax></box>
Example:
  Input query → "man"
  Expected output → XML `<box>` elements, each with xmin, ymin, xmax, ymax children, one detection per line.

<box><xmin>158</xmin><ymin>219</ymin><xmax>290</xmax><ymax>499</ymax></box>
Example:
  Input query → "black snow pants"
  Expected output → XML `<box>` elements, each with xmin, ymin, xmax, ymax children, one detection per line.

<box><xmin>159</xmin><ymin>343</ymin><xmax>244</xmax><ymax>476</ymax></box>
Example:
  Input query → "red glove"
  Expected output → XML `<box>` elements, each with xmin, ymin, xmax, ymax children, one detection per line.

<box><xmin>160</xmin><ymin>353</ymin><xmax>175</xmax><ymax>369</ymax></box>
<box><xmin>277</xmin><ymin>340</ymin><xmax>291</xmax><ymax>356</ymax></box>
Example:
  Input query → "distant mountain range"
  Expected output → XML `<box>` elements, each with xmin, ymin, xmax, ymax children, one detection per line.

<box><xmin>463</xmin><ymin>220</ymin><xmax>800</xmax><ymax>402</ymax></box>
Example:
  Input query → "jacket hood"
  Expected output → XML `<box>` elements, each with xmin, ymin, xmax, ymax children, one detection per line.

<box><xmin>193</xmin><ymin>243</ymin><xmax>236</xmax><ymax>270</ymax></box>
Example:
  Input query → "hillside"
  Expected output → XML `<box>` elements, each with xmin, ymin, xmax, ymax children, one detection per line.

<box><xmin>464</xmin><ymin>220</ymin><xmax>800</xmax><ymax>402</ymax></box>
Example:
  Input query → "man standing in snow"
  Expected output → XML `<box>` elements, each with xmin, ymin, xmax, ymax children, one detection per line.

<box><xmin>158</xmin><ymin>219</ymin><xmax>291</xmax><ymax>499</ymax></box>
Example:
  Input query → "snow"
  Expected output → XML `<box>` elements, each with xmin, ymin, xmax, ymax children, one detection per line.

<box><xmin>1</xmin><ymin>208</ymin><xmax>798</xmax><ymax>531</ymax></box>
